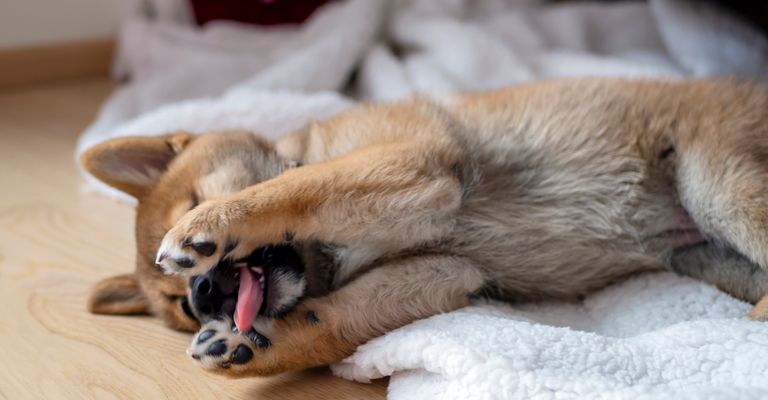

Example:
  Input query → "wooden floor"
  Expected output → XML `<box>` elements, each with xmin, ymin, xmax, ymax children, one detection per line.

<box><xmin>0</xmin><ymin>78</ymin><xmax>388</xmax><ymax>399</ymax></box>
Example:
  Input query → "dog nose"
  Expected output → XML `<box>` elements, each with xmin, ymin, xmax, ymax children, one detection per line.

<box><xmin>191</xmin><ymin>275</ymin><xmax>217</xmax><ymax>316</ymax></box>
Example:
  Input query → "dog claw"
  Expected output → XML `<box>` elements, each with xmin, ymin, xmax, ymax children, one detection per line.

<box><xmin>246</xmin><ymin>330</ymin><xmax>271</xmax><ymax>349</ymax></box>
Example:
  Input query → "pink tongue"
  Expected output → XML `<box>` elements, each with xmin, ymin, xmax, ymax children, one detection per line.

<box><xmin>234</xmin><ymin>266</ymin><xmax>263</xmax><ymax>333</ymax></box>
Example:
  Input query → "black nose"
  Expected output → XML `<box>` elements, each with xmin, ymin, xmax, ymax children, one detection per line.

<box><xmin>191</xmin><ymin>275</ymin><xmax>218</xmax><ymax>316</ymax></box>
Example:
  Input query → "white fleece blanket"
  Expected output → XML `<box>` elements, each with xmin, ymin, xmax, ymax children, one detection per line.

<box><xmin>78</xmin><ymin>0</ymin><xmax>768</xmax><ymax>398</ymax></box>
<box><xmin>334</xmin><ymin>272</ymin><xmax>768</xmax><ymax>399</ymax></box>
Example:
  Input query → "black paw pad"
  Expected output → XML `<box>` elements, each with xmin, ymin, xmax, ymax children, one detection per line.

<box><xmin>231</xmin><ymin>344</ymin><xmax>254</xmax><ymax>364</ymax></box>
<box><xmin>245</xmin><ymin>330</ymin><xmax>271</xmax><ymax>349</ymax></box>
<box><xmin>224</xmin><ymin>240</ymin><xmax>238</xmax><ymax>255</ymax></box>
<box><xmin>191</xmin><ymin>242</ymin><xmax>217</xmax><ymax>257</ymax></box>
<box><xmin>196</xmin><ymin>329</ymin><xmax>216</xmax><ymax>344</ymax></box>
<box><xmin>176</xmin><ymin>257</ymin><xmax>196</xmax><ymax>269</ymax></box>
<box><xmin>206</xmin><ymin>339</ymin><xmax>227</xmax><ymax>356</ymax></box>
<box><xmin>306</xmin><ymin>310</ymin><xmax>320</xmax><ymax>324</ymax></box>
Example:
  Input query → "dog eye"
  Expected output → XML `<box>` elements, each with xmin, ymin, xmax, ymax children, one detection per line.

<box><xmin>165</xmin><ymin>294</ymin><xmax>198</xmax><ymax>322</ymax></box>
<box><xmin>190</xmin><ymin>193</ymin><xmax>200</xmax><ymax>210</ymax></box>
<box><xmin>180</xmin><ymin>297</ymin><xmax>197</xmax><ymax>321</ymax></box>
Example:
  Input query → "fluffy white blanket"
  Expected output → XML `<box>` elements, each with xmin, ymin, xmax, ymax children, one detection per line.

<box><xmin>78</xmin><ymin>0</ymin><xmax>768</xmax><ymax>398</ymax></box>
<box><xmin>334</xmin><ymin>273</ymin><xmax>768</xmax><ymax>399</ymax></box>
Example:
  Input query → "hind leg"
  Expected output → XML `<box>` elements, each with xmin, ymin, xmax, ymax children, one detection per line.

<box><xmin>677</xmin><ymin>135</ymin><xmax>768</xmax><ymax>270</ymax></box>
<box><xmin>669</xmin><ymin>243</ymin><xmax>768</xmax><ymax>320</ymax></box>
<box><xmin>748</xmin><ymin>296</ymin><xmax>768</xmax><ymax>321</ymax></box>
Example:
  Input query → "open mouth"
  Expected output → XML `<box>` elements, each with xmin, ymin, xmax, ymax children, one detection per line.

<box><xmin>233</xmin><ymin>254</ymin><xmax>268</xmax><ymax>333</ymax></box>
<box><xmin>190</xmin><ymin>245</ymin><xmax>306</xmax><ymax>333</ymax></box>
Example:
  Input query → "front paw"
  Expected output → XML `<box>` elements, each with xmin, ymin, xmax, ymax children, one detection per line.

<box><xmin>155</xmin><ymin>200</ymin><xmax>246</xmax><ymax>276</ymax></box>
<box><xmin>188</xmin><ymin>303</ymin><xmax>339</xmax><ymax>376</ymax></box>
<box><xmin>188</xmin><ymin>319</ymin><xmax>272</xmax><ymax>375</ymax></box>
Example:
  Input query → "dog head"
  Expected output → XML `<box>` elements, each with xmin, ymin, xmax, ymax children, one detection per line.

<box><xmin>81</xmin><ymin>131</ymin><xmax>307</xmax><ymax>331</ymax></box>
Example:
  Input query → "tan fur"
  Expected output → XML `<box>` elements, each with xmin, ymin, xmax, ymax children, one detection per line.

<box><xmin>748</xmin><ymin>296</ymin><xmax>768</xmax><ymax>320</ymax></box>
<box><xmin>82</xmin><ymin>131</ymin><xmax>287</xmax><ymax>332</ymax></box>
<box><xmin>88</xmin><ymin>273</ymin><xmax>150</xmax><ymax>315</ymax></box>
<box><xmin>85</xmin><ymin>78</ymin><xmax>768</xmax><ymax>376</ymax></box>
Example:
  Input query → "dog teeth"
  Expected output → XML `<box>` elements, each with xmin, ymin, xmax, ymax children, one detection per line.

<box><xmin>250</xmin><ymin>266</ymin><xmax>263</xmax><ymax>275</ymax></box>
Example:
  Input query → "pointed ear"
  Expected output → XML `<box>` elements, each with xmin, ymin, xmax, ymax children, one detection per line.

<box><xmin>88</xmin><ymin>273</ymin><xmax>150</xmax><ymax>315</ymax></box>
<box><xmin>80</xmin><ymin>131</ymin><xmax>195</xmax><ymax>198</ymax></box>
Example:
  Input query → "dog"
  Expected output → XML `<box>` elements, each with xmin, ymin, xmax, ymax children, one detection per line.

<box><xmin>81</xmin><ymin>78</ymin><xmax>768</xmax><ymax>377</ymax></box>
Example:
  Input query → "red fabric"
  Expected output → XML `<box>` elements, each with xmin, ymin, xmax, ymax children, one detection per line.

<box><xmin>189</xmin><ymin>0</ymin><xmax>336</xmax><ymax>26</ymax></box>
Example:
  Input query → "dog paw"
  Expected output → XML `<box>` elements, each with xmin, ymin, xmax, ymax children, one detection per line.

<box><xmin>155</xmin><ymin>199</ymin><xmax>249</xmax><ymax>276</ymax></box>
<box><xmin>188</xmin><ymin>302</ymin><xmax>337</xmax><ymax>376</ymax></box>
<box><xmin>188</xmin><ymin>319</ymin><xmax>272</xmax><ymax>374</ymax></box>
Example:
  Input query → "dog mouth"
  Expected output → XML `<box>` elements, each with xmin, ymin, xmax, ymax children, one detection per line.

<box><xmin>233</xmin><ymin>256</ymin><xmax>267</xmax><ymax>333</ymax></box>
<box><xmin>190</xmin><ymin>245</ymin><xmax>306</xmax><ymax>332</ymax></box>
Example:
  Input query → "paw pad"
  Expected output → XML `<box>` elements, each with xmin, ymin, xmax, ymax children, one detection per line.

<box><xmin>196</xmin><ymin>329</ymin><xmax>216</xmax><ymax>343</ymax></box>
<box><xmin>306</xmin><ymin>310</ymin><xmax>320</xmax><ymax>324</ymax></box>
<box><xmin>190</xmin><ymin>241</ymin><xmax>217</xmax><ymax>257</ymax></box>
<box><xmin>175</xmin><ymin>257</ymin><xmax>196</xmax><ymax>269</ymax></box>
<box><xmin>224</xmin><ymin>240</ymin><xmax>238</xmax><ymax>255</ymax></box>
<box><xmin>206</xmin><ymin>339</ymin><xmax>227</xmax><ymax>356</ymax></box>
<box><xmin>188</xmin><ymin>320</ymin><xmax>270</xmax><ymax>371</ymax></box>
<box><xmin>231</xmin><ymin>344</ymin><xmax>254</xmax><ymax>364</ymax></box>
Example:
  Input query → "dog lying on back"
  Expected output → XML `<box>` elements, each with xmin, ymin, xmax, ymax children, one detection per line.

<box><xmin>82</xmin><ymin>78</ymin><xmax>768</xmax><ymax>376</ymax></box>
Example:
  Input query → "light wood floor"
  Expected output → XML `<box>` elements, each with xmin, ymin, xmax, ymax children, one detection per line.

<box><xmin>0</xmin><ymin>78</ymin><xmax>388</xmax><ymax>399</ymax></box>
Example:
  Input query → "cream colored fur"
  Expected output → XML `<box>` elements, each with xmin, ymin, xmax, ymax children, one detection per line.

<box><xmin>88</xmin><ymin>78</ymin><xmax>768</xmax><ymax>376</ymax></box>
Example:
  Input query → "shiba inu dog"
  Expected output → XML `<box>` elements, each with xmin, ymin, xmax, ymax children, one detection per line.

<box><xmin>82</xmin><ymin>78</ymin><xmax>768</xmax><ymax>377</ymax></box>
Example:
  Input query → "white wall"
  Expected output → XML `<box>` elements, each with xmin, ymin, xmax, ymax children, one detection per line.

<box><xmin>0</xmin><ymin>0</ymin><xmax>123</xmax><ymax>49</ymax></box>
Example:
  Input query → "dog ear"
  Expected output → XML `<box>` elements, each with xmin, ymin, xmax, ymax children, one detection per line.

<box><xmin>88</xmin><ymin>273</ymin><xmax>150</xmax><ymax>315</ymax></box>
<box><xmin>79</xmin><ymin>131</ymin><xmax>195</xmax><ymax>198</ymax></box>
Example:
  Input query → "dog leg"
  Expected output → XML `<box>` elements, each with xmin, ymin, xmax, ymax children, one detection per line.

<box><xmin>677</xmin><ymin>123</ymin><xmax>768</xmax><ymax>269</ymax></box>
<box><xmin>187</xmin><ymin>255</ymin><xmax>484</xmax><ymax>376</ymax></box>
<box><xmin>669</xmin><ymin>243</ymin><xmax>768</xmax><ymax>320</ymax></box>
<box><xmin>670</xmin><ymin>243</ymin><xmax>768</xmax><ymax>304</ymax></box>
<box><xmin>155</xmin><ymin>143</ymin><xmax>465</xmax><ymax>276</ymax></box>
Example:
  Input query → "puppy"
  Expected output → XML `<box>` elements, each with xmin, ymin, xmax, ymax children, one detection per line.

<box><xmin>82</xmin><ymin>78</ymin><xmax>768</xmax><ymax>377</ymax></box>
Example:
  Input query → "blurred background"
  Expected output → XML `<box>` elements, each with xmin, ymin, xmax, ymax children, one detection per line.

<box><xmin>0</xmin><ymin>0</ymin><xmax>119</xmax><ymax>89</ymax></box>
<box><xmin>1</xmin><ymin>0</ymin><xmax>766</xmax><ymax>93</ymax></box>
